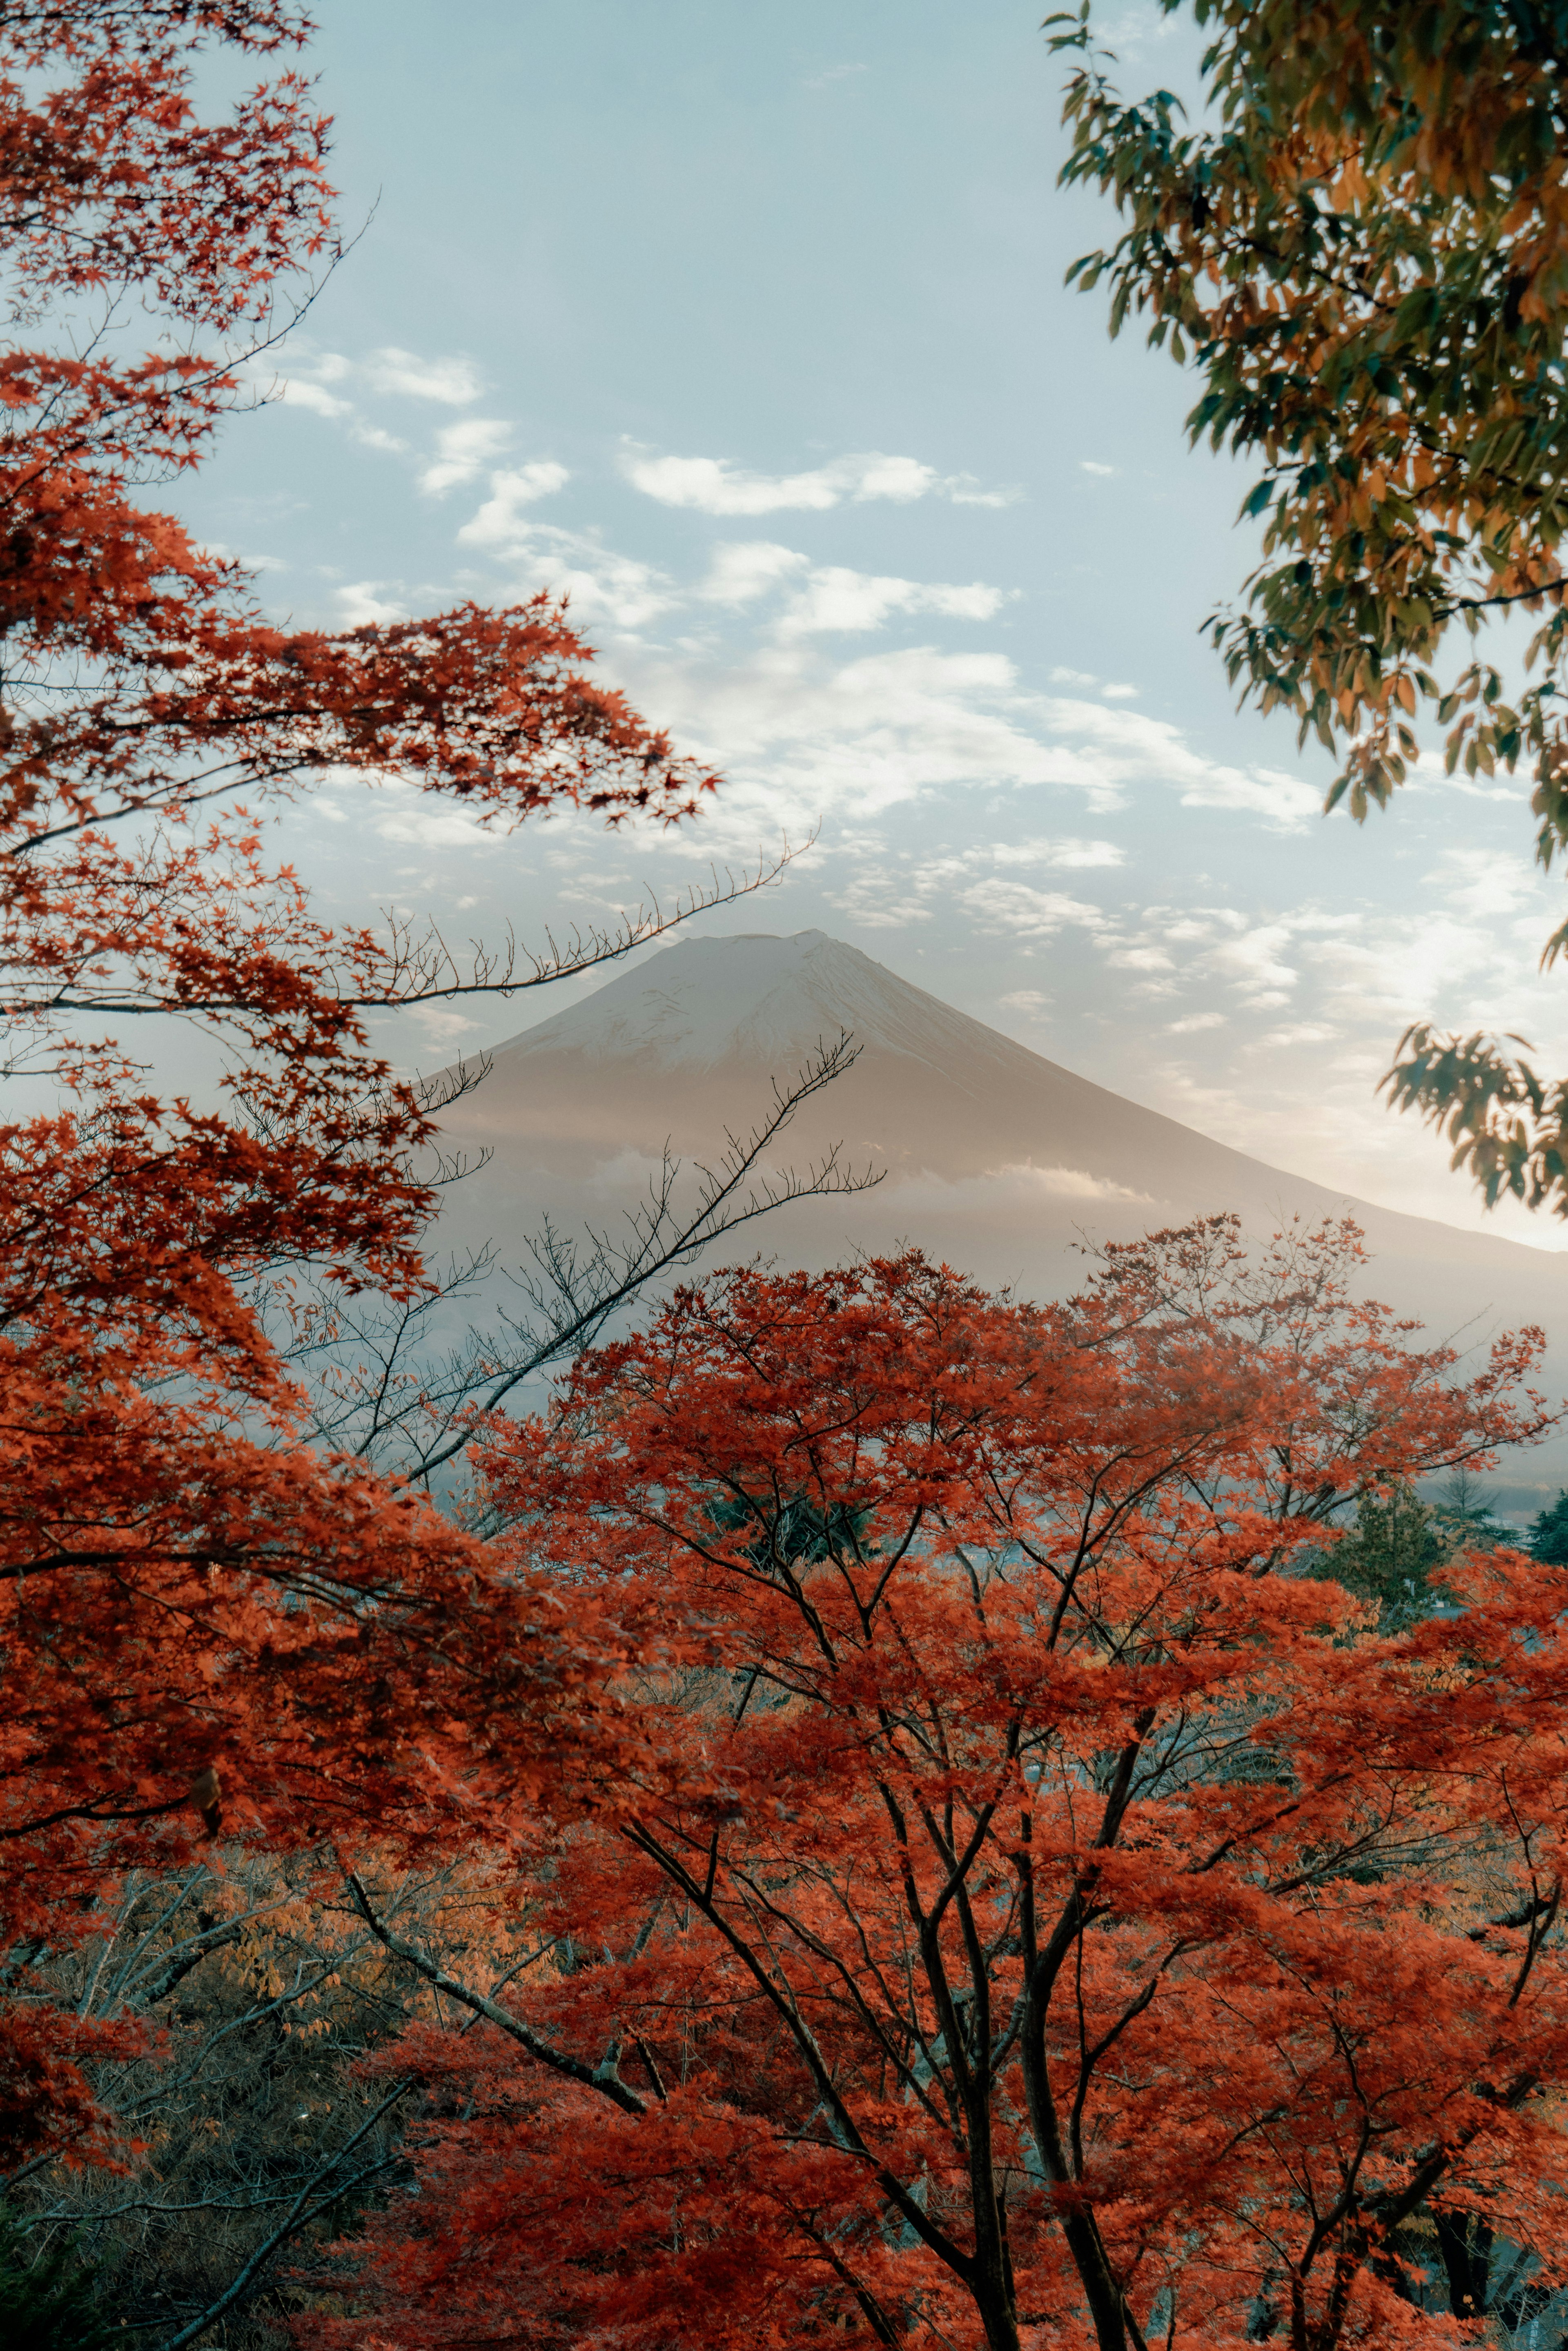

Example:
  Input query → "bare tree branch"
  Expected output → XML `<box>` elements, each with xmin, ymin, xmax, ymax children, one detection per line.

<box><xmin>262</xmin><ymin>1030</ymin><xmax>883</xmax><ymax>1485</ymax></box>
<box><xmin>152</xmin><ymin>2078</ymin><xmax>417</xmax><ymax>2351</ymax></box>
<box><xmin>344</xmin><ymin>1872</ymin><xmax>646</xmax><ymax>2116</ymax></box>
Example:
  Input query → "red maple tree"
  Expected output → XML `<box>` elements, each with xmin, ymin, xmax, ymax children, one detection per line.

<box><xmin>0</xmin><ymin>0</ymin><xmax>758</xmax><ymax>2162</ymax></box>
<box><xmin>325</xmin><ymin>1227</ymin><xmax>1568</xmax><ymax>2351</ymax></box>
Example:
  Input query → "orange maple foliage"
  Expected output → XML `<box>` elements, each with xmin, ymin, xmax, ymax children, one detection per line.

<box><xmin>0</xmin><ymin>0</ymin><xmax>716</xmax><ymax>2162</ymax></box>
<box><xmin>321</xmin><ymin>1229</ymin><xmax>1568</xmax><ymax>2351</ymax></box>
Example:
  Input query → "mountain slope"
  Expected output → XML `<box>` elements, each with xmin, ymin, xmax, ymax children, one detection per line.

<box><xmin>434</xmin><ymin>929</ymin><xmax>1568</xmax><ymax>1508</ymax></box>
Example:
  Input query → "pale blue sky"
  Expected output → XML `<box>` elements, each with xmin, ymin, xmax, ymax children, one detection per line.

<box><xmin>179</xmin><ymin>0</ymin><xmax>1568</xmax><ymax>1242</ymax></box>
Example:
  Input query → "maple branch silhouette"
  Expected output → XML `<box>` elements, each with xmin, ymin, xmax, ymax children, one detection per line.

<box><xmin>400</xmin><ymin>1029</ymin><xmax>883</xmax><ymax>1486</ymax></box>
<box><xmin>151</xmin><ymin>2078</ymin><xmax>418</xmax><ymax>2351</ymax></box>
<box><xmin>343</xmin><ymin>1872</ymin><xmax>646</xmax><ymax>2117</ymax></box>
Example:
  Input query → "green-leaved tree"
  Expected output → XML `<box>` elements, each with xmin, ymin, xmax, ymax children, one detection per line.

<box><xmin>1529</xmin><ymin>1485</ymin><xmax>1568</xmax><ymax>1561</ymax></box>
<box><xmin>0</xmin><ymin>2209</ymin><xmax>111</xmax><ymax>2351</ymax></box>
<box><xmin>1052</xmin><ymin>0</ymin><xmax>1568</xmax><ymax>1213</ymax></box>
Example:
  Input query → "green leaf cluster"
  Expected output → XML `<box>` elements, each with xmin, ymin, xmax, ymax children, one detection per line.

<box><xmin>0</xmin><ymin>2206</ymin><xmax>113</xmax><ymax>2351</ymax></box>
<box><xmin>1322</xmin><ymin>1469</ymin><xmax>1507</xmax><ymax>1627</ymax></box>
<box><xmin>1527</xmin><ymin>1484</ymin><xmax>1568</xmax><ymax>1561</ymax></box>
<box><xmin>1324</xmin><ymin>1484</ymin><xmax>1447</xmax><ymax>1629</ymax></box>
<box><xmin>704</xmin><ymin>1486</ymin><xmax>877</xmax><ymax>1566</ymax></box>
<box><xmin>1051</xmin><ymin>1</ymin><xmax>1568</xmax><ymax>1210</ymax></box>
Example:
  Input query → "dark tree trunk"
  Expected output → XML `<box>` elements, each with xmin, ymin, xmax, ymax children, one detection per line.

<box><xmin>1436</xmin><ymin>2212</ymin><xmax>1492</xmax><ymax>2320</ymax></box>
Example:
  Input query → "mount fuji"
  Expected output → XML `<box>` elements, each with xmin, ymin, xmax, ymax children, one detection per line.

<box><xmin>433</xmin><ymin>928</ymin><xmax>1568</xmax><ymax>1512</ymax></box>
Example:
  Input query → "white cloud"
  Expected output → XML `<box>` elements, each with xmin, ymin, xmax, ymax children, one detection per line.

<box><xmin>1076</xmin><ymin>857</ymin><xmax>1568</xmax><ymax>1245</ymax></box>
<box><xmin>971</xmin><ymin>882</ymin><xmax>1107</xmax><ymax>938</ymax></box>
<box><xmin>699</xmin><ymin>541</ymin><xmax>811</xmax><ymax>606</ymax></box>
<box><xmin>249</xmin><ymin>345</ymin><xmax>487</xmax><ymax>466</ymax></box>
<box><xmin>1175</xmin><ymin>760</ymin><xmax>1324</xmax><ymax>827</ymax></box>
<box><xmin>412</xmin><ymin>1005</ymin><xmax>486</xmax><ymax>1045</ymax></box>
<box><xmin>1021</xmin><ymin>1165</ymin><xmax>1154</xmax><ymax>1203</ymax></box>
<box><xmin>622</xmin><ymin>447</ymin><xmax>933</xmax><ymax>513</ymax></box>
<box><xmin>1080</xmin><ymin>461</ymin><xmax>1117</xmax><ymax>478</ymax></box>
<box><xmin>362</xmin><ymin>348</ymin><xmax>483</xmax><ymax>404</ymax></box>
<box><xmin>777</xmin><ymin>566</ymin><xmax>1007</xmax><ymax>636</ymax></box>
<box><xmin>1301</xmin><ymin>908</ymin><xmax>1522</xmax><ymax>1034</ymax></box>
<box><xmin>957</xmin><ymin>836</ymin><xmax>1126</xmax><ymax>874</ymax></box>
<box><xmin>337</xmin><ymin>581</ymin><xmax>407</xmax><ymax>627</ymax></box>
<box><xmin>312</xmin><ymin>769</ymin><xmax>497</xmax><ymax>851</ymax></box>
<box><xmin>1040</xmin><ymin>700</ymin><xmax>1324</xmax><ymax>831</ymax></box>
<box><xmin>1257</xmin><ymin>1022</ymin><xmax>1339</xmax><ymax>1047</ymax></box>
<box><xmin>637</xmin><ymin>644</ymin><xmax>1120</xmax><ymax>838</ymax></box>
<box><xmin>1000</xmin><ymin>989</ymin><xmax>1051</xmax><ymax>1012</ymax></box>
<box><xmin>827</xmin><ymin>833</ymin><xmax>1121</xmax><ymax>930</ymax></box>
<box><xmin>886</xmin><ymin>1163</ymin><xmax>1157</xmax><ymax>1212</ymax></box>
<box><xmin>620</xmin><ymin>443</ymin><xmax>1009</xmax><ymax>515</ymax></box>
<box><xmin>456</xmin><ymin>463</ymin><xmax>572</xmax><ymax>543</ymax></box>
<box><xmin>459</xmin><ymin>499</ymin><xmax>674</xmax><ymax>629</ymax></box>
<box><xmin>948</xmin><ymin>477</ymin><xmax>1022</xmax><ymax>509</ymax></box>
<box><xmin>1445</xmin><ymin>773</ymin><xmax>1520</xmax><ymax>804</ymax></box>
<box><xmin>405</xmin><ymin>465</ymin><xmax>1336</xmax><ymax>867</ymax></box>
<box><xmin>1432</xmin><ymin>845</ymin><xmax>1539</xmax><ymax>924</ymax></box>
<box><xmin>1205</xmin><ymin>920</ymin><xmax>1301</xmax><ymax>994</ymax></box>
<box><xmin>260</xmin><ymin>357</ymin><xmax>405</xmax><ymax>448</ymax></box>
<box><xmin>350</xmin><ymin>422</ymin><xmax>409</xmax><ymax>455</ymax></box>
<box><xmin>1132</xmin><ymin>900</ymin><xmax>1468</xmax><ymax>1036</ymax></box>
<box><xmin>422</xmin><ymin>418</ymin><xmax>515</xmax><ymax>493</ymax></box>
<box><xmin>597</xmin><ymin>631</ymin><xmax>1331</xmax><ymax>853</ymax></box>
<box><xmin>277</xmin><ymin>377</ymin><xmax>350</xmax><ymax>419</ymax></box>
<box><xmin>1004</xmin><ymin>836</ymin><xmax>1123</xmax><ymax>869</ymax></box>
<box><xmin>422</xmin><ymin>458</ymin><xmax>1332</xmax><ymax>857</ymax></box>
<box><xmin>824</xmin><ymin>868</ymin><xmax>934</xmax><ymax>929</ymax></box>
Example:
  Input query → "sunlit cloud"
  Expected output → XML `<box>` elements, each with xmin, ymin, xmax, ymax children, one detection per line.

<box><xmin>1038</xmin><ymin>700</ymin><xmax>1323</xmax><ymax>831</ymax></box>
<box><xmin>361</xmin><ymin>347</ymin><xmax>484</xmax><ymax>404</ymax></box>
<box><xmin>969</xmin><ymin>881</ymin><xmax>1109</xmax><ymax>939</ymax></box>
<box><xmin>620</xmin><ymin>442</ymin><xmax>1014</xmax><ymax>515</ymax></box>
<box><xmin>275</xmin><ymin>376</ymin><xmax>349</xmax><ymax>419</ymax></box>
<box><xmin>350</xmin><ymin>421</ymin><xmax>409</xmax><ymax>455</ymax></box>
<box><xmin>828</xmin><ymin>835</ymin><xmax>1124</xmax><ymax>931</ymax></box>
<box><xmin>699</xmin><ymin>541</ymin><xmax>811</xmax><ymax>606</ymax></box>
<box><xmin>456</xmin><ymin>463</ymin><xmax>573</xmax><ymax>542</ymax></box>
<box><xmin>336</xmin><ymin>580</ymin><xmax>407</xmax><ymax>626</ymax></box>
<box><xmin>460</xmin><ymin>502</ymin><xmax>676</xmax><ymax>629</ymax></box>
<box><xmin>776</xmin><ymin>567</ymin><xmax>1008</xmax><ymax>635</ymax></box>
<box><xmin>422</xmin><ymin>418</ymin><xmax>514</xmax><ymax>493</ymax></box>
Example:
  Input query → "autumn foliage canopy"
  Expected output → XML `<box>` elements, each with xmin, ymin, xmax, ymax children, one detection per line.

<box><xmin>0</xmin><ymin>0</ymin><xmax>710</xmax><ymax>2159</ymax></box>
<box><xmin>318</xmin><ymin>1221</ymin><xmax>1568</xmax><ymax>2351</ymax></box>
<box><xmin>9</xmin><ymin>12</ymin><xmax>1568</xmax><ymax>2351</ymax></box>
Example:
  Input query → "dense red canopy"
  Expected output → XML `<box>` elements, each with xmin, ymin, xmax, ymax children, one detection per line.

<box><xmin>319</xmin><ymin>1235</ymin><xmax>1568</xmax><ymax>2351</ymax></box>
<box><xmin>0</xmin><ymin>0</ymin><xmax>715</xmax><ymax>2163</ymax></box>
